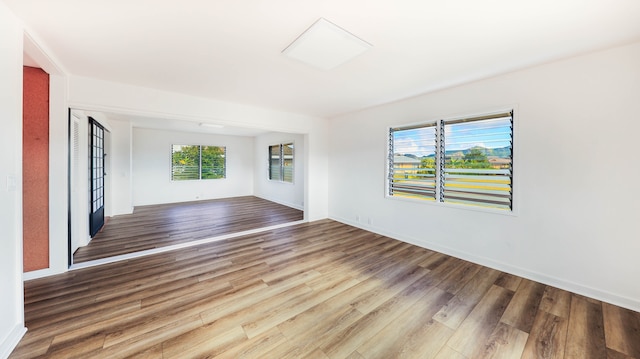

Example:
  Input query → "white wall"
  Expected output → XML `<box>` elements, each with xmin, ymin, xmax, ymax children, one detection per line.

<box><xmin>254</xmin><ymin>132</ymin><xmax>305</xmax><ymax>210</ymax></box>
<box><xmin>329</xmin><ymin>41</ymin><xmax>640</xmax><ymax>312</ymax></box>
<box><xmin>0</xmin><ymin>2</ymin><xmax>26</xmax><ymax>356</ymax></box>
<box><xmin>108</xmin><ymin>119</ymin><xmax>133</xmax><ymax>215</ymax></box>
<box><xmin>132</xmin><ymin>128</ymin><xmax>254</xmax><ymax>205</ymax></box>
<box><xmin>67</xmin><ymin>76</ymin><xmax>329</xmax><ymax>220</ymax></box>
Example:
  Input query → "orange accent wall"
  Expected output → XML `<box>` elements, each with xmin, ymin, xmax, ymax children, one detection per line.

<box><xmin>23</xmin><ymin>66</ymin><xmax>50</xmax><ymax>272</ymax></box>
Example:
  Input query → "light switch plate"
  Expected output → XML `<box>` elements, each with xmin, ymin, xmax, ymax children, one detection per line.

<box><xmin>6</xmin><ymin>175</ymin><xmax>16</xmax><ymax>192</ymax></box>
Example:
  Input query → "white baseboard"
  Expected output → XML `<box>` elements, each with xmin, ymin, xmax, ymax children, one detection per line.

<box><xmin>330</xmin><ymin>215</ymin><xmax>640</xmax><ymax>313</ymax></box>
<box><xmin>0</xmin><ymin>325</ymin><xmax>26</xmax><ymax>359</ymax></box>
<box><xmin>254</xmin><ymin>195</ymin><xmax>303</xmax><ymax>211</ymax></box>
<box><xmin>23</xmin><ymin>266</ymin><xmax>68</xmax><ymax>281</ymax></box>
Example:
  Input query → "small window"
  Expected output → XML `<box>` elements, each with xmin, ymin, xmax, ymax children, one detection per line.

<box><xmin>269</xmin><ymin>143</ymin><xmax>294</xmax><ymax>183</ymax></box>
<box><xmin>389</xmin><ymin>111</ymin><xmax>513</xmax><ymax>210</ymax></box>
<box><xmin>172</xmin><ymin>145</ymin><xmax>226</xmax><ymax>181</ymax></box>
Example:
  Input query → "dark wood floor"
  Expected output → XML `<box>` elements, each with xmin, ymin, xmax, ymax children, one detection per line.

<box><xmin>14</xmin><ymin>220</ymin><xmax>640</xmax><ymax>358</ymax></box>
<box><xmin>73</xmin><ymin>196</ymin><xmax>304</xmax><ymax>263</ymax></box>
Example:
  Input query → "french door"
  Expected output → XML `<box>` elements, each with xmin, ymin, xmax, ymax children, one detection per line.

<box><xmin>89</xmin><ymin>117</ymin><xmax>105</xmax><ymax>237</ymax></box>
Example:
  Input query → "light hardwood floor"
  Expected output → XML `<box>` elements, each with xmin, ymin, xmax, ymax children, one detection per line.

<box><xmin>14</xmin><ymin>220</ymin><xmax>640</xmax><ymax>358</ymax></box>
<box><xmin>73</xmin><ymin>196</ymin><xmax>304</xmax><ymax>263</ymax></box>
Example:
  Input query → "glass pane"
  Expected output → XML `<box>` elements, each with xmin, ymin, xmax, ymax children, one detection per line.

<box><xmin>282</xmin><ymin>143</ymin><xmax>293</xmax><ymax>183</ymax></box>
<box><xmin>443</xmin><ymin>116</ymin><xmax>513</xmax><ymax>210</ymax></box>
<box><xmin>269</xmin><ymin>145</ymin><xmax>281</xmax><ymax>181</ymax></box>
<box><xmin>390</xmin><ymin>124</ymin><xmax>437</xmax><ymax>200</ymax></box>
<box><xmin>171</xmin><ymin>145</ymin><xmax>200</xmax><ymax>180</ymax></box>
<box><xmin>201</xmin><ymin>146</ymin><xmax>226</xmax><ymax>179</ymax></box>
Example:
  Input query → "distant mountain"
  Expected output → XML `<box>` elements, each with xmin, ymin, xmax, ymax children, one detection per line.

<box><xmin>464</xmin><ymin>146</ymin><xmax>511</xmax><ymax>158</ymax></box>
<box><xmin>415</xmin><ymin>146</ymin><xmax>511</xmax><ymax>159</ymax></box>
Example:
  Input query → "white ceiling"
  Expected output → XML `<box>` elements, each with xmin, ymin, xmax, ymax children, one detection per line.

<box><xmin>6</xmin><ymin>0</ymin><xmax>640</xmax><ymax>119</ymax></box>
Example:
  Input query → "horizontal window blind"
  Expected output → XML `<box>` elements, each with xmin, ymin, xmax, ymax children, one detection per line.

<box><xmin>388</xmin><ymin>111</ymin><xmax>513</xmax><ymax>211</ymax></box>
<box><xmin>172</xmin><ymin>145</ymin><xmax>200</xmax><ymax>180</ymax></box>
<box><xmin>172</xmin><ymin>144</ymin><xmax>226</xmax><ymax>181</ymax></box>
<box><xmin>269</xmin><ymin>143</ymin><xmax>294</xmax><ymax>183</ymax></box>
<box><xmin>441</xmin><ymin>113</ymin><xmax>513</xmax><ymax>210</ymax></box>
<box><xmin>201</xmin><ymin>146</ymin><xmax>226</xmax><ymax>179</ymax></box>
<box><xmin>282</xmin><ymin>143</ymin><xmax>294</xmax><ymax>183</ymax></box>
<box><xmin>269</xmin><ymin>145</ymin><xmax>281</xmax><ymax>181</ymax></box>
<box><xmin>389</xmin><ymin>123</ymin><xmax>437</xmax><ymax>200</ymax></box>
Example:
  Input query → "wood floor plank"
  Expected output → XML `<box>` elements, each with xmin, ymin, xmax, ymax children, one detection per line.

<box><xmin>200</xmin><ymin>281</ymin><xmax>314</xmax><ymax>330</ymax></box>
<box><xmin>436</xmin><ymin>261</ymin><xmax>482</xmax><ymax>295</ymax></box>
<box><xmin>494</xmin><ymin>272</ymin><xmax>523</xmax><ymax>292</ymax></box>
<box><xmin>242</xmin><ymin>275</ymin><xmax>360</xmax><ymax>339</ymax></box>
<box><xmin>565</xmin><ymin>294</ymin><xmax>607</xmax><ymax>359</ymax></box>
<box><xmin>11</xmin><ymin>219</ymin><xmax>639</xmax><ymax>359</ymax></box>
<box><xmin>521</xmin><ymin>310</ymin><xmax>568</xmax><ymax>359</ymax></box>
<box><xmin>475</xmin><ymin>322</ymin><xmax>529</xmax><ymax>359</ymax></box>
<box><xmin>349</xmin><ymin>265</ymin><xmax>430</xmax><ymax>315</ymax></box>
<box><xmin>607</xmin><ymin>347</ymin><xmax>637</xmax><ymax>359</ymax></box>
<box><xmin>91</xmin><ymin>315</ymin><xmax>205</xmax><ymax>359</ymax></box>
<box><xmin>162</xmin><ymin>323</ymin><xmax>247</xmax><ymax>358</ymax></box>
<box><xmin>216</xmin><ymin>327</ymin><xmax>287</xmax><ymax>359</ymax></box>
<box><xmin>356</xmin><ymin>286</ymin><xmax>454</xmax><ymax>359</ymax></box>
<box><xmin>500</xmin><ymin>279</ymin><xmax>546</xmax><ymax>333</ymax></box>
<box><xmin>274</xmin><ymin>305</ymin><xmax>364</xmax><ymax>358</ymax></box>
<box><xmin>433</xmin><ymin>267</ymin><xmax>502</xmax><ymax>330</ymax></box>
<box><xmin>434</xmin><ymin>346</ymin><xmax>469</xmax><ymax>359</ymax></box>
<box><xmin>446</xmin><ymin>285</ymin><xmax>514</xmax><ymax>358</ymax></box>
<box><xmin>44</xmin><ymin>332</ymin><xmax>106</xmax><ymax>359</ymax></box>
<box><xmin>6</xmin><ymin>332</ymin><xmax>52</xmax><ymax>359</ymax></box>
<box><xmin>539</xmin><ymin>285</ymin><xmax>572</xmax><ymax>319</ymax></box>
<box><xmin>127</xmin><ymin>343</ymin><xmax>163</xmax><ymax>359</ymax></box>
<box><xmin>319</xmin><ymin>270</ymin><xmax>440</xmax><ymax>358</ymax></box>
<box><xmin>603</xmin><ymin>302</ymin><xmax>640</xmax><ymax>358</ymax></box>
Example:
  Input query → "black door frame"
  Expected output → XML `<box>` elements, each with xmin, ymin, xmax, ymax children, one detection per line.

<box><xmin>89</xmin><ymin>117</ymin><xmax>105</xmax><ymax>237</ymax></box>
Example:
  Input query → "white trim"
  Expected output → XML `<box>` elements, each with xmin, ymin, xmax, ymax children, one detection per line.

<box><xmin>330</xmin><ymin>215</ymin><xmax>640</xmax><ymax>313</ymax></box>
<box><xmin>23</xmin><ymin>267</ymin><xmax>66</xmax><ymax>281</ymax></box>
<box><xmin>0</xmin><ymin>325</ymin><xmax>26</xmax><ymax>359</ymax></box>
<box><xmin>384</xmin><ymin>193</ymin><xmax>518</xmax><ymax>217</ymax></box>
<box><xmin>22</xmin><ymin>30</ymin><xmax>66</xmax><ymax>75</ymax></box>
<box><xmin>66</xmin><ymin>102</ymin><xmax>307</xmax><ymax>135</ymax></box>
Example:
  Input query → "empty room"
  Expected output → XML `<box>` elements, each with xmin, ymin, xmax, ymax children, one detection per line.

<box><xmin>1</xmin><ymin>0</ymin><xmax>640</xmax><ymax>358</ymax></box>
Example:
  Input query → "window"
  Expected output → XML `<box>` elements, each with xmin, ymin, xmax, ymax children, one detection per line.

<box><xmin>388</xmin><ymin>111</ymin><xmax>513</xmax><ymax>210</ymax></box>
<box><xmin>269</xmin><ymin>143</ymin><xmax>294</xmax><ymax>183</ymax></box>
<box><xmin>171</xmin><ymin>145</ymin><xmax>226</xmax><ymax>181</ymax></box>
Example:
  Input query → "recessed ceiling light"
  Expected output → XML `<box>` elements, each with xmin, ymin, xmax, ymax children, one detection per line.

<box><xmin>282</xmin><ymin>18</ymin><xmax>372</xmax><ymax>70</ymax></box>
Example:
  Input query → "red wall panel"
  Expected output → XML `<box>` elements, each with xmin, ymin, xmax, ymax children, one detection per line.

<box><xmin>23</xmin><ymin>66</ymin><xmax>50</xmax><ymax>272</ymax></box>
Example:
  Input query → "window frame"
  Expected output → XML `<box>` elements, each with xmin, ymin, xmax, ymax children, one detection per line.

<box><xmin>268</xmin><ymin>142</ymin><xmax>294</xmax><ymax>183</ymax></box>
<box><xmin>171</xmin><ymin>144</ymin><xmax>226</xmax><ymax>181</ymax></box>
<box><xmin>386</xmin><ymin>110</ymin><xmax>516</xmax><ymax>214</ymax></box>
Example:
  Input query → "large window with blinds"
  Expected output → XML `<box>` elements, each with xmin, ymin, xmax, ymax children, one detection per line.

<box><xmin>269</xmin><ymin>143</ymin><xmax>294</xmax><ymax>183</ymax></box>
<box><xmin>388</xmin><ymin>111</ymin><xmax>513</xmax><ymax>211</ymax></box>
<box><xmin>171</xmin><ymin>145</ymin><xmax>226</xmax><ymax>181</ymax></box>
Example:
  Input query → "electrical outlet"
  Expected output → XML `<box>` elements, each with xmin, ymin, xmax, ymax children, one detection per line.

<box><xmin>367</xmin><ymin>217</ymin><xmax>372</xmax><ymax>225</ymax></box>
<box><xmin>355</xmin><ymin>215</ymin><xmax>360</xmax><ymax>222</ymax></box>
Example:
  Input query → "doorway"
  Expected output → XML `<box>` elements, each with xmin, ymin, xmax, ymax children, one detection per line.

<box><xmin>68</xmin><ymin>110</ymin><xmax>111</xmax><ymax>265</ymax></box>
<box><xmin>89</xmin><ymin>117</ymin><xmax>106</xmax><ymax>237</ymax></box>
